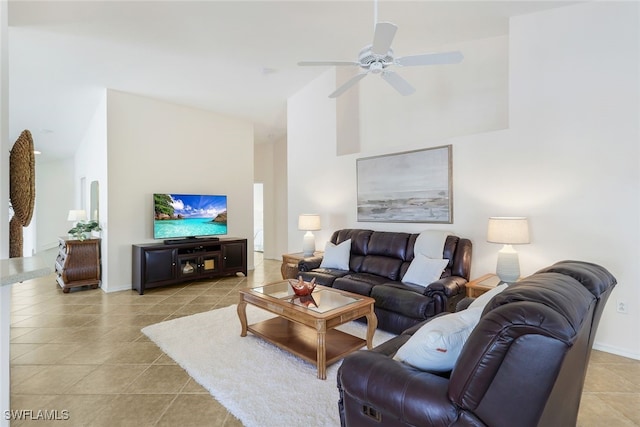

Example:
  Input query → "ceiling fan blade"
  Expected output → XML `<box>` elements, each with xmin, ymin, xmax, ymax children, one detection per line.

<box><xmin>298</xmin><ymin>61</ymin><xmax>360</xmax><ymax>67</ymax></box>
<box><xmin>329</xmin><ymin>73</ymin><xmax>368</xmax><ymax>98</ymax></box>
<box><xmin>371</xmin><ymin>22</ymin><xmax>398</xmax><ymax>55</ymax></box>
<box><xmin>396</xmin><ymin>51</ymin><xmax>464</xmax><ymax>67</ymax></box>
<box><xmin>381</xmin><ymin>71</ymin><xmax>415</xmax><ymax>96</ymax></box>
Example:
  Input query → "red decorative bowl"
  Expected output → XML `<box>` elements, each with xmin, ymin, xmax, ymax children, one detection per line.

<box><xmin>288</xmin><ymin>278</ymin><xmax>316</xmax><ymax>296</ymax></box>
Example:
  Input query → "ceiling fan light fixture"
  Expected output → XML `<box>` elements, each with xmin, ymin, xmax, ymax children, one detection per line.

<box><xmin>369</xmin><ymin>62</ymin><xmax>384</xmax><ymax>74</ymax></box>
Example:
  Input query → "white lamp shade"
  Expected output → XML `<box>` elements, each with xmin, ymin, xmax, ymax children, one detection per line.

<box><xmin>487</xmin><ymin>217</ymin><xmax>530</xmax><ymax>244</ymax></box>
<box><xmin>67</xmin><ymin>209</ymin><xmax>87</xmax><ymax>221</ymax></box>
<box><xmin>298</xmin><ymin>214</ymin><xmax>321</xmax><ymax>231</ymax></box>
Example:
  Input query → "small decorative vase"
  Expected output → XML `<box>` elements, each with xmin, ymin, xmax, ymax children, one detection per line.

<box><xmin>182</xmin><ymin>261</ymin><xmax>195</xmax><ymax>274</ymax></box>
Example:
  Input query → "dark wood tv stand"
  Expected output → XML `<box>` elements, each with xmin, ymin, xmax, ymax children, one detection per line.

<box><xmin>132</xmin><ymin>237</ymin><xmax>247</xmax><ymax>294</ymax></box>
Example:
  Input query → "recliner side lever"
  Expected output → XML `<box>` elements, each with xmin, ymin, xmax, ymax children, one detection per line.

<box><xmin>362</xmin><ymin>405</ymin><xmax>382</xmax><ymax>422</ymax></box>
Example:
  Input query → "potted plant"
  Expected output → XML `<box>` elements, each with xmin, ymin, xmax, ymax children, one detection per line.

<box><xmin>68</xmin><ymin>220</ymin><xmax>102</xmax><ymax>241</ymax></box>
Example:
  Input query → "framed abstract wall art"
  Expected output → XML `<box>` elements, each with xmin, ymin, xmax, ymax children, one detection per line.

<box><xmin>356</xmin><ymin>145</ymin><xmax>452</xmax><ymax>223</ymax></box>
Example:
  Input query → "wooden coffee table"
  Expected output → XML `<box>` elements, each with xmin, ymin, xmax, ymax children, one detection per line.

<box><xmin>237</xmin><ymin>281</ymin><xmax>377</xmax><ymax>379</ymax></box>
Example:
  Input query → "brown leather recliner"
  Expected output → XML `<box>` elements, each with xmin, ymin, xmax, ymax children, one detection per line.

<box><xmin>337</xmin><ymin>260</ymin><xmax>617</xmax><ymax>427</ymax></box>
<box><xmin>298</xmin><ymin>229</ymin><xmax>472</xmax><ymax>334</ymax></box>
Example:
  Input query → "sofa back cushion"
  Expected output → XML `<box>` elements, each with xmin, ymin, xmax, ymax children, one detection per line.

<box><xmin>401</xmin><ymin>235</ymin><xmax>468</xmax><ymax>279</ymax></box>
<box><xmin>330</xmin><ymin>229</ymin><xmax>372</xmax><ymax>272</ymax></box>
<box><xmin>330</xmin><ymin>229</ymin><xmax>472</xmax><ymax>282</ymax></box>
<box><xmin>360</xmin><ymin>232</ymin><xmax>411</xmax><ymax>281</ymax></box>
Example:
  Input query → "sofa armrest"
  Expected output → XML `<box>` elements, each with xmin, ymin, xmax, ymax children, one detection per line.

<box><xmin>297</xmin><ymin>256</ymin><xmax>323</xmax><ymax>272</ymax></box>
<box><xmin>423</xmin><ymin>276</ymin><xmax>468</xmax><ymax>313</ymax></box>
<box><xmin>425</xmin><ymin>276</ymin><xmax>467</xmax><ymax>298</ymax></box>
<box><xmin>338</xmin><ymin>351</ymin><xmax>459</xmax><ymax>426</ymax></box>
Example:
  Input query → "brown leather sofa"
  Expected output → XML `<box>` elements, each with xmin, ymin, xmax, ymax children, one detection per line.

<box><xmin>337</xmin><ymin>260</ymin><xmax>617</xmax><ymax>427</ymax></box>
<box><xmin>298</xmin><ymin>229</ymin><xmax>472</xmax><ymax>334</ymax></box>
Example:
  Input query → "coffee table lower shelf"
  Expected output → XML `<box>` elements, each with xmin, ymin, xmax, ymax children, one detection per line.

<box><xmin>238</xmin><ymin>283</ymin><xmax>377</xmax><ymax>380</ymax></box>
<box><xmin>247</xmin><ymin>317</ymin><xmax>366</xmax><ymax>371</ymax></box>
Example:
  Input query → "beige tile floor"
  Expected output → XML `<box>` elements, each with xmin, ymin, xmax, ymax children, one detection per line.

<box><xmin>9</xmin><ymin>253</ymin><xmax>640</xmax><ymax>426</ymax></box>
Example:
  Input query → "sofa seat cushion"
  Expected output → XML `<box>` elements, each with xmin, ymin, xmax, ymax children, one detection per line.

<box><xmin>372</xmin><ymin>283</ymin><xmax>436</xmax><ymax>319</ymax></box>
<box><xmin>333</xmin><ymin>273</ymin><xmax>389</xmax><ymax>296</ymax></box>
<box><xmin>299</xmin><ymin>269</ymin><xmax>349</xmax><ymax>287</ymax></box>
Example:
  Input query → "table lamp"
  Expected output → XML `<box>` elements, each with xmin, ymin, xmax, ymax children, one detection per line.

<box><xmin>487</xmin><ymin>217</ymin><xmax>530</xmax><ymax>283</ymax></box>
<box><xmin>67</xmin><ymin>209</ymin><xmax>87</xmax><ymax>225</ymax></box>
<box><xmin>298</xmin><ymin>214</ymin><xmax>321</xmax><ymax>257</ymax></box>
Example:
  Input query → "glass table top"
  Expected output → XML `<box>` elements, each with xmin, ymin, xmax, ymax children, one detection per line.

<box><xmin>251</xmin><ymin>281</ymin><xmax>361</xmax><ymax>313</ymax></box>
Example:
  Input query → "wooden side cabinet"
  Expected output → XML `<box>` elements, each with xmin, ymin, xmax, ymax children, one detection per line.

<box><xmin>55</xmin><ymin>237</ymin><xmax>101</xmax><ymax>293</ymax></box>
<box><xmin>466</xmin><ymin>273</ymin><xmax>502</xmax><ymax>298</ymax></box>
<box><xmin>132</xmin><ymin>238</ymin><xmax>247</xmax><ymax>294</ymax></box>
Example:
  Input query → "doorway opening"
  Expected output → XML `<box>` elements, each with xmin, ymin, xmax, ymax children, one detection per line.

<box><xmin>253</xmin><ymin>183</ymin><xmax>264</xmax><ymax>253</ymax></box>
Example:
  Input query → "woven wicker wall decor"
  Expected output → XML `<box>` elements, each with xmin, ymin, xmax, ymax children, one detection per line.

<box><xmin>9</xmin><ymin>217</ymin><xmax>23</xmax><ymax>258</ymax></box>
<box><xmin>9</xmin><ymin>129</ymin><xmax>36</xmax><ymax>257</ymax></box>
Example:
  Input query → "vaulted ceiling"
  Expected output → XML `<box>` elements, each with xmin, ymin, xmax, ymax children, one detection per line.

<box><xmin>8</xmin><ymin>0</ymin><xmax>576</xmax><ymax>161</ymax></box>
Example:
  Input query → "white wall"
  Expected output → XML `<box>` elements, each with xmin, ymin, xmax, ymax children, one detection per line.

<box><xmin>286</xmin><ymin>2</ymin><xmax>639</xmax><ymax>359</ymax></box>
<box><xmin>503</xmin><ymin>1</ymin><xmax>638</xmax><ymax>359</ymax></box>
<box><xmin>34</xmin><ymin>158</ymin><xmax>74</xmax><ymax>251</ymax></box>
<box><xmin>359</xmin><ymin>35</ymin><xmax>509</xmax><ymax>150</ymax></box>
<box><xmin>33</xmin><ymin>92</ymin><xmax>106</xmax><ymax>255</ymax></box>
<box><xmin>105</xmin><ymin>90</ymin><xmax>254</xmax><ymax>292</ymax></box>
<box><xmin>254</xmin><ymin>137</ymin><xmax>289</xmax><ymax>260</ymax></box>
<box><xmin>74</xmin><ymin>90</ymin><xmax>107</xmax><ymax>215</ymax></box>
<box><xmin>288</xmin><ymin>69</ymin><xmax>356</xmax><ymax>253</ymax></box>
<box><xmin>287</xmin><ymin>35</ymin><xmax>509</xmax><ymax>252</ymax></box>
<box><xmin>74</xmin><ymin>91</ymin><xmax>108</xmax><ymax>288</ymax></box>
<box><xmin>273</xmin><ymin>136</ymin><xmax>289</xmax><ymax>259</ymax></box>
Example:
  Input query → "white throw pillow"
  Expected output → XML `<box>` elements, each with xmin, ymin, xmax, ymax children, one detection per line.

<box><xmin>402</xmin><ymin>255</ymin><xmax>448</xmax><ymax>287</ymax></box>
<box><xmin>469</xmin><ymin>283</ymin><xmax>509</xmax><ymax>310</ymax></box>
<box><xmin>319</xmin><ymin>239</ymin><xmax>351</xmax><ymax>270</ymax></box>
<box><xmin>393</xmin><ymin>307</ymin><xmax>483</xmax><ymax>372</ymax></box>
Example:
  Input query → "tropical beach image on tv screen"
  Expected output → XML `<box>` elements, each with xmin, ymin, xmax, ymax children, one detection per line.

<box><xmin>153</xmin><ymin>193</ymin><xmax>227</xmax><ymax>239</ymax></box>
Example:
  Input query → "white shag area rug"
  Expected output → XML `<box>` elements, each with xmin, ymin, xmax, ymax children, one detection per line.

<box><xmin>142</xmin><ymin>304</ymin><xmax>396</xmax><ymax>427</ymax></box>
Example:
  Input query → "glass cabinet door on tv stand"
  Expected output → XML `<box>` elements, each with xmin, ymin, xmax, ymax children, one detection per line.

<box><xmin>177</xmin><ymin>252</ymin><xmax>220</xmax><ymax>279</ymax></box>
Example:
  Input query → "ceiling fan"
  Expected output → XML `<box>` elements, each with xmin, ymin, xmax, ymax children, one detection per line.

<box><xmin>298</xmin><ymin>15</ymin><xmax>463</xmax><ymax>98</ymax></box>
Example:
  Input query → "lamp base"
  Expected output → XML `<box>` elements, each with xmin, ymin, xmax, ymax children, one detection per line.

<box><xmin>302</xmin><ymin>231</ymin><xmax>316</xmax><ymax>257</ymax></box>
<box><xmin>496</xmin><ymin>245</ymin><xmax>520</xmax><ymax>283</ymax></box>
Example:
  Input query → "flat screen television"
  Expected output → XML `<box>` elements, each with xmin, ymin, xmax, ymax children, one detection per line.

<box><xmin>153</xmin><ymin>193</ymin><xmax>227</xmax><ymax>240</ymax></box>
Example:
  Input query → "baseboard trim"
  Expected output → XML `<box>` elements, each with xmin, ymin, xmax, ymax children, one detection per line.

<box><xmin>102</xmin><ymin>284</ymin><xmax>132</xmax><ymax>293</ymax></box>
<box><xmin>592</xmin><ymin>342</ymin><xmax>640</xmax><ymax>361</ymax></box>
